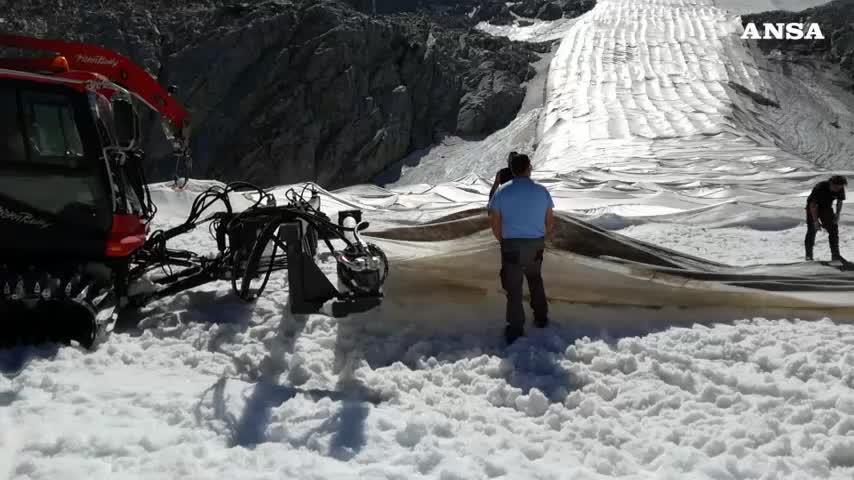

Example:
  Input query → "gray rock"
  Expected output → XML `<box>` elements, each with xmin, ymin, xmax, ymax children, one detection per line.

<box><xmin>510</xmin><ymin>0</ymin><xmax>593</xmax><ymax>20</ymax></box>
<box><xmin>344</xmin><ymin>1</ymin><xmax>595</xmax><ymax>26</ymax></box>
<box><xmin>537</xmin><ymin>2</ymin><xmax>564</xmax><ymax>21</ymax></box>
<box><xmin>1</xmin><ymin>0</ymin><xmax>576</xmax><ymax>188</ymax></box>
<box><xmin>457</xmin><ymin>69</ymin><xmax>526</xmax><ymax>135</ymax></box>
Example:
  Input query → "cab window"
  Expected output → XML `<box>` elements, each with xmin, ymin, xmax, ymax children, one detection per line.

<box><xmin>23</xmin><ymin>93</ymin><xmax>86</xmax><ymax>167</ymax></box>
<box><xmin>0</xmin><ymin>86</ymin><xmax>27</xmax><ymax>164</ymax></box>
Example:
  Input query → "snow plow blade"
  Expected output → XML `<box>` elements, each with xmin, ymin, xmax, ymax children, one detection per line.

<box><xmin>0</xmin><ymin>269</ymin><xmax>117</xmax><ymax>349</ymax></box>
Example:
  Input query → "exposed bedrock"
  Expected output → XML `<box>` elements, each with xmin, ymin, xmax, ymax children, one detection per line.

<box><xmin>1</xmin><ymin>0</ymin><xmax>576</xmax><ymax>188</ymax></box>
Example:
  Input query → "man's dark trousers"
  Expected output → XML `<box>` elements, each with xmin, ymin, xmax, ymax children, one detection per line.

<box><xmin>500</xmin><ymin>237</ymin><xmax>548</xmax><ymax>330</ymax></box>
<box><xmin>805</xmin><ymin>208</ymin><xmax>840</xmax><ymax>258</ymax></box>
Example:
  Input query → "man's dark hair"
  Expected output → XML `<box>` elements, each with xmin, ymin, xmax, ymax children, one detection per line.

<box><xmin>831</xmin><ymin>175</ymin><xmax>848</xmax><ymax>186</ymax></box>
<box><xmin>507</xmin><ymin>151</ymin><xmax>520</xmax><ymax>167</ymax></box>
<box><xmin>510</xmin><ymin>154</ymin><xmax>531</xmax><ymax>176</ymax></box>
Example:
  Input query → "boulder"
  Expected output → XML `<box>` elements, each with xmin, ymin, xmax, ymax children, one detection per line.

<box><xmin>537</xmin><ymin>2</ymin><xmax>564</xmax><ymax>21</ymax></box>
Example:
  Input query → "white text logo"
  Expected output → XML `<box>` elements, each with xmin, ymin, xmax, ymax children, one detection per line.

<box><xmin>74</xmin><ymin>54</ymin><xmax>120</xmax><ymax>68</ymax></box>
<box><xmin>0</xmin><ymin>206</ymin><xmax>51</xmax><ymax>229</ymax></box>
<box><xmin>86</xmin><ymin>79</ymin><xmax>117</xmax><ymax>92</ymax></box>
<box><xmin>741</xmin><ymin>23</ymin><xmax>825</xmax><ymax>40</ymax></box>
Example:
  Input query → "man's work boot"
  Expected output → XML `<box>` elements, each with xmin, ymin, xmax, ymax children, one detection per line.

<box><xmin>831</xmin><ymin>254</ymin><xmax>847</xmax><ymax>266</ymax></box>
<box><xmin>533</xmin><ymin>316</ymin><xmax>549</xmax><ymax>328</ymax></box>
<box><xmin>505</xmin><ymin>325</ymin><xmax>524</xmax><ymax>345</ymax></box>
<box><xmin>805</xmin><ymin>255</ymin><xmax>814</xmax><ymax>261</ymax></box>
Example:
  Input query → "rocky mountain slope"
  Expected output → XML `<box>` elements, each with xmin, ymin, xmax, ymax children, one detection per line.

<box><xmin>346</xmin><ymin>0</ymin><xmax>595</xmax><ymax>23</ymax></box>
<box><xmin>742</xmin><ymin>0</ymin><xmax>854</xmax><ymax>81</ymax></box>
<box><xmin>0</xmin><ymin>0</ymin><xmax>592</xmax><ymax>188</ymax></box>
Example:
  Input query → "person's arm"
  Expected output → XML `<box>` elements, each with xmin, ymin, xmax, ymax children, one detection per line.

<box><xmin>490</xmin><ymin>210</ymin><xmax>502</xmax><ymax>241</ymax></box>
<box><xmin>837</xmin><ymin>199</ymin><xmax>844</xmax><ymax>222</ymax></box>
<box><xmin>809</xmin><ymin>201</ymin><xmax>821</xmax><ymax>228</ymax></box>
<box><xmin>544</xmin><ymin>189</ymin><xmax>555</xmax><ymax>239</ymax></box>
<box><xmin>488</xmin><ymin>190</ymin><xmax>502</xmax><ymax>240</ymax></box>
<box><xmin>545</xmin><ymin>208</ymin><xmax>554</xmax><ymax>238</ymax></box>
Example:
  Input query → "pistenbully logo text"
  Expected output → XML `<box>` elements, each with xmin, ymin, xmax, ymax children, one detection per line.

<box><xmin>0</xmin><ymin>206</ymin><xmax>51</xmax><ymax>229</ymax></box>
<box><xmin>74</xmin><ymin>54</ymin><xmax>120</xmax><ymax>68</ymax></box>
<box><xmin>741</xmin><ymin>23</ymin><xmax>825</xmax><ymax>40</ymax></box>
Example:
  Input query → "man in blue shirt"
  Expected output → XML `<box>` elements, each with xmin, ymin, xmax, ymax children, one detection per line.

<box><xmin>487</xmin><ymin>153</ymin><xmax>555</xmax><ymax>344</ymax></box>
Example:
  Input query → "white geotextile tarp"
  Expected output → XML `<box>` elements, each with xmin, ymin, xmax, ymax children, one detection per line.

<box><xmin>370</xmin><ymin>230</ymin><xmax>854</xmax><ymax>314</ymax></box>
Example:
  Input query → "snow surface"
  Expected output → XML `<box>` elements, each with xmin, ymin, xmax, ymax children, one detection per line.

<box><xmin>5</xmin><ymin>0</ymin><xmax>854</xmax><ymax>479</ymax></box>
<box><xmin>475</xmin><ymin>16</ymin><xmax>583</xmax><ymax>43</ymax></box>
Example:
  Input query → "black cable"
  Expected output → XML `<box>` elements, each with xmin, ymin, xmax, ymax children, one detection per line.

<box><xmin>133</xmin><ymin>149</ymin><xmax>157</xmax><ymax>221</ymax></box>
<box><xmin>230</xmin><ymin>221</ymin><xmax>279</xmax><ymax>300</ymax></box>
<box><xmin>136</xmin><ymin>179</ymin><xmax>387</xmax><ymax>302</ymax></box>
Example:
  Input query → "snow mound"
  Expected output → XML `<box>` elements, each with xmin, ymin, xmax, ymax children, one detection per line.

<box><xmin>5</xmin><ymin>315</ymin><xmax>854</xmax><ymax>479</ymax></box>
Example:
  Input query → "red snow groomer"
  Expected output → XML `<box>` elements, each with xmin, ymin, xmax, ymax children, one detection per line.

<box><xmin>0</xmin><ymin>35</ymin><xmax>388</xmax><ymax>348</ymax></box>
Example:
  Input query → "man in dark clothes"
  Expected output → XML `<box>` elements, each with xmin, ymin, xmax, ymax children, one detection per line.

<box><xmin>805</xmin><ymin>175</ymin><xmax>847</xmax><ymax>264</ymax></box>
<box><xmin>487</xmin><ymin>154</ymin><xmax>555</xmax><ymax>344</ymax></box>
<box><xmin>489</xmin><ymin>151</ymin><xmax>519</xmax><ymax>199</ymax></box>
